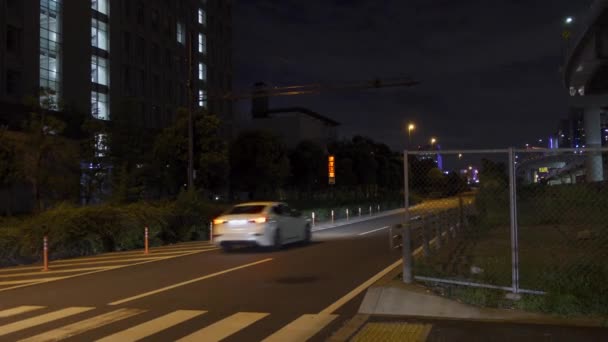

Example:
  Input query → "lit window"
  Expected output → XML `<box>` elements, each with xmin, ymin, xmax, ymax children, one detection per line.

<box><xmin>199</xmin><ymin>89</ymin><xmax>206</xmax><ymax>107</ymax></box>
<box><xmin>91</xmin><ymin>19</ymin><xmax>109</xmax><ymax>51</ymax></box>
<box><xmin>177</xmin><ymin>22</ymin><xmax>185</xmax><ymax>44</ymax></box>
<box><xmin>198</xmin><ymin>8</ymin><xmax>206</xmax><ymax>25</ymax></box>
<box><xmin>198</xmin><ymin>33</ymin><xmax>206</xmax><ymax>53</ymax></box>
<box><xmin>94</xmin><ymin>133</ymin><xmax>108</xmax><ymax>158</ymax></box>
<box><xmin>92</xmin><ymin>0</ymin><xmax>109</xmax><ymax>15</ymax></box>
<box><xmin>91</xmin><ymin>55</ymin><xmax>109</xmax><ymax>86</ymax></box>
<box><xmin>91</xmin><ymin>91</ymin><xmax>109</xmax><ymax>120</ymax></box>
<box><xmin>198</xmin><ymin>62</ymin><xmax>206</xmax><ymax>81</ymax></box>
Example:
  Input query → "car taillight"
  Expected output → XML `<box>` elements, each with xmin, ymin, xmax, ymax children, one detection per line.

<box><xmin>213</xmin><ymin>219</ymin><xmax>226</xmax><ymax>225</ymax></box>
<box><xmin>249</xmin><ymin>217</ymin><xmax>267</xmax><ymax>224</ymax></box>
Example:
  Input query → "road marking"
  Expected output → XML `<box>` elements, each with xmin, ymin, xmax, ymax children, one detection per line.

<box><xmin>261</xmin><ymin>314</ymin><xmax>337</xmax><ymax>342</ymax></box>
<box><xmin>0</xmin><ymin>278</ymin><xmax>65</xmax><ymax>286</ymax></box>
<box><xmin>109</xmin><ymin>258</ymin><xmax>273</xmax><ymax>306</ymax></box>
<box><xmin>0</xmin><ymin>266</ymin><xmax>128</xmax><ymax>278</ymax></box>
<box><xmin>0</xmin><ymin>307</ymin><xmax>94</xmax><ymax>337</ymax></box>
<box><xmin>358</xmin><ymin>226</ymin><xmax>390</xmax><ymax>236</ymax></box>
<box><xmin>319</xmin><ymin>259</ymin><xmax>403</xmax><ymax>315</ymax></box>
<box><xmin>21</xmin><ymin>308</ymin><xmax>145</xmax><ymax>342</ymax></box>
<box><xmin>0</xmin><ymin>249</ymin><xmax>219</xmax><ymax>294</ymax></box>
<box><xmin>0</xmin><ymin>306</ymin><xmax>45</xmax><ymax>318</ymax></box>
<box><xmin>177</xmin><ymin>312</ymin><xmax>269</xmax><ymax>342</ymax></box>
<box><xmin>97</xmin><ymin>310</ymin><xmax>205</xmax><ymax>342</ymax></box>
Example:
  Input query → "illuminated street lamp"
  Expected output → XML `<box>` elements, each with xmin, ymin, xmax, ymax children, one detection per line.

<box><xmin>407</xmin><ymin>123</ymin><xmax>415</xmax><ymax>147</ymax></box>
<box><xmin>458</xmin><ymin>153</ymin><xmax>463</xmax><ymax>159</ymax></box>
<box><xmin>565</xmin><ymin>16</ymin><xmax>574</xmax><ymax>25</ymax></box>
<box><xmin>430</xmin><ymin>137</ymin><xmax>437</xmax><ymax>147</ymax></box>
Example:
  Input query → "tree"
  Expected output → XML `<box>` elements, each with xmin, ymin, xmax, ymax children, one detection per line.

<box><xmin>288</xmin><ymin>140</ymin><xmax>326</xmax><ymax>196</ymax></box>
<box><xmin>80</xmin><ymin>119</ymin><xmax>111</xmax><ymax>204</ymax></box>
<box><xmin>0</xmin><ymin>129</ymin><xmax>21</xmax><ymax>215</ymax></box>
<box><xmin>21</xmin><ymin>92</ymin><xmax>79</xmax><ymax>212</ymax></box>
<box><xmin>196</xmin><ymin>111</ymin><xmax>229</xmax><ymax>196</ymax></box>
<box><xmin>229</xmin><ymin>130</ymin><xmax>290</xmax><ymax>200</ymax></box>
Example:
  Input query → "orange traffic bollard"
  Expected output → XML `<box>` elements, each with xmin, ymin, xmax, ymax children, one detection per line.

<box><xmin>144</xmin><ymin>227</ymin><xmax>149</xmax><ymax>255</ymax></box>
<box><xmin>42</xmin><ymin>235</ymin><xmax>49</xmax><ymax>272</ymax></box>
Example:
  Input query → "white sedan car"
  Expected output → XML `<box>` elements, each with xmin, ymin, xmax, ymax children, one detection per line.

<box><xmin>212</xmin><ymin>202</ymin><xmax>311</xmax><ymax>251</ymax></box>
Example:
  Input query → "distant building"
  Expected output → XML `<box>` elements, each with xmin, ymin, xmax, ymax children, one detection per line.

<box><xmin>0</xmin><ymin>0</ymin><xmax>233</xmax><ymax>132</ymax></box>
<box><xmin>241</xmin><ymin>83</ymin><xmax>339</xmax><ymax>149</ymax></box>
<box><xmin>554</xmin><ymin>109</ymin><xmax>607</xmax><ymax>148</ymax></box>
<box><xmin>417</xmin><ymin>144</ymin><xmax>443</xmax><ymax>170</ymax></box>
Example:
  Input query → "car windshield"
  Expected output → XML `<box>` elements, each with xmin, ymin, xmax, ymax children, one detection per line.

<box><xmin>226</xmin><ymin>205</ymin><xmax>266</xmax><ymax>215</ymax></box>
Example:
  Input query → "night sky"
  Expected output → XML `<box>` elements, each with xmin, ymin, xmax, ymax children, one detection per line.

<box><xmin>233</xmin><ymin>0</ymin><xmax>593</xmax><ymax>151</ymax></box>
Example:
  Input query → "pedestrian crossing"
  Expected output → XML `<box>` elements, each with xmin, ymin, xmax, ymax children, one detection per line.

<box><xmin>0</xmin><ymin>305</ymin><xmax>338</xmax><ymax>341</ymax></box>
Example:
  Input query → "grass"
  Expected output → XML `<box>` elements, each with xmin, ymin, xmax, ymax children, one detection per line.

<box><xmin>410</xmin><ymin>183</ymin><xmax>608</xmax><ymax>317</ymax></box>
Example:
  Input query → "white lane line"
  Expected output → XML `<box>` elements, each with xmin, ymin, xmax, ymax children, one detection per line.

<box><xmin>358</xmin><ymin>226</ymin><xmax>390</xmax><ymax>236</ymax></box>
<box><xmin>97</xmin><ymin>310</ymin><xmax>205</xmax><ymax>342</ymax></box>
<box><xmin>0</xmin><ymin>307</ymin><xmax>94</xmax><ymax>338</ymax></box>
<box><xmin>261</xmin><ymin>314</ymin><xmax>338</xmax><ymax>342</ymax></box>
<box><xmin>0</xmin><ymin>306</ymin><xmax>45</xmax><ymax>319</ymax></box>
<box><xmin>109</xmin><ymin>258</ymin><xmax>273</xmax><ymax>306</ymax></box>
<box><xmin>0</xmin><ymin>278</ymin><xmax>65</xmax><ymax>286</ymax></box>
<box><xmin>21</xmin><ymin>308</ymin><xmax>145</xmax><ymax>342</ymax></box>
<box><xmin>0</xmin><ymin>249</ymin><xmax>219</xmax><ymax>294</ymax></box>
<box><xmin>319</xmin><ymin>259</ymin><xmax>403</xmax><ymax>315</ymax></box>
<box><xmin>177</xmin><ymin>312</ymin><xmax>269</xmax><ymax>342</ymax></box>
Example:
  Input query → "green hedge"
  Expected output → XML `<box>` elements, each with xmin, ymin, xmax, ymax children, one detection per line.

<box><xmin>0</xmin><ymin>193</ymin><xmax>227</xmax><ymax>267</ymax></box>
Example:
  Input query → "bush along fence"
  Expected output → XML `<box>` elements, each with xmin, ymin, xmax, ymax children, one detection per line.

<box><xmin>396</xmin><ymin>147</ymin><xmax>608</xmax><ymax>317</ymax></box>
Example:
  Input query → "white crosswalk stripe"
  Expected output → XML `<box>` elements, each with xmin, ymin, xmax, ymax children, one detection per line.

<box><xmin>21</xmin><ymin>308</ymin><xmax>145</xmax><ymax>342</ymax></box>
<box><xmin>177</xmin><ymin>312</ymin><xmax>269</xmax><ymax>342</ymax></box>
<box><xmin>96</xmin><ymin>310</ymin><xmax>205</xmax><ymax>342</ymax></box>
<box><xmin>261</xmin><ymin>314</ymin><xmax>338</xmax><ymax>342</ymax></box>
<box><xmin>0</xmin><ymin>307</ymin><xmax>94</xmax><ymax>338</ymax></box>
<box><xmin>0</xmin><ymin>306</ymin><xmax>45</xmax><ymax>319</ymax></box>
<box><xmin>0</xmin><ymin>306</ymin><xmax>338</xmax><ymax>341</ymax></box>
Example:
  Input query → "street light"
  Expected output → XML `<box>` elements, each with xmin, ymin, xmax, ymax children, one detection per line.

<box><xmin>458</xmin><ymin>153</ymin><xmax>463</xmax><ymax>159</ymax></box>
<box><xmin>407</xmin><ymin>123</ymin><xmax>415</xmax><ymax>147</ymax></box>
<box><xmin>430</xmin><ymin>137</ymin><xmax>437</xmax><ymax>147</ymax></box>
<box><xmin>565</xmin><ymin>17</ymin><xmax>574</xmax><ymax>25</ymax></box>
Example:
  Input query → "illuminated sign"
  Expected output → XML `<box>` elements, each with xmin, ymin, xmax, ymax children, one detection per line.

<box><xmin>539</xmin><ymin>167</ymin><xmax>549</xmax><ymax>173</ymax></box>
<box><xmin>328</xmin><ymin>155</ymin><xmax>335</xmax><ymax>185</ymax></box>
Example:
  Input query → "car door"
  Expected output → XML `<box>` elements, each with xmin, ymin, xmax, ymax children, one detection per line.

<box><xmin>278</xmin><ymin>204</ymin><xmax>297</xmax><ymax>240</ymax></box>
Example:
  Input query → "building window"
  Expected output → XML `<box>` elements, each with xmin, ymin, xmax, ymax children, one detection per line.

<box><xmin>6</xmin><ymin>25</ymin><xmax>21</xmax><ymax>53</ymax></box>
<box><xmin>91</xmin><ymin>19</ymin><xmax>109</xmax><ymax>51</ymax></box>
<box><xmin>91</xmin><ymin>0</ymin><xmax>109</xmax><ymax>15</ymax></box>
<box><xmin>198</xmin><ymin>33</ymin><xmax>206</xmax><ymax>54</ymax></box>
<box><xmin>6</xmin><ymin>70</ymin><xmax>19</xmax><ymax>95</ymax></box>
<box><xmin>136</xmin><ymin>1</ymin><xmax>145</xmax><ymax>26</ymax></box>
<box><xmin>40</xmin><ymin>0</ymin><xmax>62</xmax><ymax>107</ymax></box>
<box><xmin>198</xmin><ymin>62</ymin><xmax>206</xmax><ymax>81</ymax></box>
<box><xmin>198</xmin><ymin>89</ymin><xmax>206</xmax><ymax>107</ymax></box>
<box><xmin>198</xmin><ymin>8</ymin><xmax>206</xmax><ymax>25</ymax></box>
<box><xmin>91</xmin><ymin>91</ymin><xmax>109</xmax><ymax>120</ymax></box>
<box><xmin>91</xmin><ymin>55</ymin><xmax>109</xmax><ymax>86</ymax></box>
<box><xmin>177</xmin><ymin>22</ymin><xmax>185</xmax><ymax>44</ymax></box>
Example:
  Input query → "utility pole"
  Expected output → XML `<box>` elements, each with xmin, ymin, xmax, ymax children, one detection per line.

<box><xmin>187</xmin><ymin>28</ymin><xmax>195</xmax><ymax>192</ymax></box>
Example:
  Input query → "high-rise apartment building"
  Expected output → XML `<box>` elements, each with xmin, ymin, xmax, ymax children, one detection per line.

<box><xmin>0</xmin><ymin>0</ymin><xmax>232</xmax><ymax>131</ymax></box>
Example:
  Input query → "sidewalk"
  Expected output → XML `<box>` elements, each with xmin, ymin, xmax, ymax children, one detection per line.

<box><xmin>328</xmin><ymin>277</ymin><xmax>608</xmax><ymax>341</ymax></box>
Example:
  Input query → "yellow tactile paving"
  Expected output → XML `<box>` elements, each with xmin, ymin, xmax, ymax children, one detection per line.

<box><xmin>351</xmin><ymin>322</ymin><xmax>432</xmax><ymax>342</ymax></box>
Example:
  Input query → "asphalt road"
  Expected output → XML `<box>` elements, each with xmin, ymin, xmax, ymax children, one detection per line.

<box><xmin>0</xmin><ymin>212</ymin><xmax>412</xmax><ymax>341</ymax></box>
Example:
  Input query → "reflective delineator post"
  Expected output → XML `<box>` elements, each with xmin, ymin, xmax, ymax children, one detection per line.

<box><xmin>331</xmin><ymin>210</ymin><xmax>335</xmax><ymax>225</ymax></box>
<box><xmin>346</xmin><ymin>208</ymin><xmax>349</xmax><ymax>221</ymax></box>
<box><xmin>144</xmin><ymin>227</ymin><xmax>149</xmax><ymax>255</ymax></box>
<box><xmin>209</xmin><ymin>221</ymin><xmax>213</xmax><ymax>243</ymax></box>
<box><xmin>377</xmin><ymin>204</ymin><xmax>380</xmax><ymax>212</ymax></box>
<box><xmin>358</xmin><ymin>207</ymin><xmax>362</xmax><ymax>217</ymax></box>
<box><xmin>369</xmin><ymin>205</ymin><xmax>372</xmax><ymax>216</ymax></box>
<box><xmin>42</xmin><ymin>235</ymin><xmax>49</xmax><ymax>272</ymax></box>
<box><xmin>311</xmin><ymin>212</ymin><xmax>316</xmax><ymax>227</ymax></box>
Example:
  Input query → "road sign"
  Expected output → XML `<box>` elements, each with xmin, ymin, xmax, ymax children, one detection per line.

<box><xmin>328</xmin><ymin>155</ymin><xmax>336</xmax><ymax>185</ymax></box>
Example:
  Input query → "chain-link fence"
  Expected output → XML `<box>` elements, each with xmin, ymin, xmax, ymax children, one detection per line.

<box><xmin>400</xmin><ymin>148</ymin><xmax>608</xmax><ymax>315</ymax></box>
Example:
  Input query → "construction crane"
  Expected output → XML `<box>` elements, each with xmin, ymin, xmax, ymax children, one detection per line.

<box><xmin>205</xmin><ymin>77</ymin><xmax>421</xmax><ymax>101</ymax></box>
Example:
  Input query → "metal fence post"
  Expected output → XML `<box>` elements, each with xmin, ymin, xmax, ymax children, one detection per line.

<box><xmin>508</xmin><ymin>147</ymin><xmax>520</xmax><ymax>295</ymax></box>
<box><xmin>402</xmin><ymin>150</ymin><xmax>413</xmax><ymax>283</ymax></box>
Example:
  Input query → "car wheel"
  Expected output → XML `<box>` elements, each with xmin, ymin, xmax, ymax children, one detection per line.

<box><xmin>271</xmin><ymin>228</ymin><xmax>282</xmax><ymax>251</ymax></box>
<box><xmin>303</xmin><ymin>224</ymin><xmax>312</xmax><ymax>244</ymax></box>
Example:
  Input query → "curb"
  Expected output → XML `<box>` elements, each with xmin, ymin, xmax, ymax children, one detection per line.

<box><xmin>311</xmin><ymin>208</ymin><xmax>405</xmax><ymax>232</ymax></box>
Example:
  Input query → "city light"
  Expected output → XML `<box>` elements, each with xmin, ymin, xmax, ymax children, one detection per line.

<box><xmin>408</xmin><ymin>123</ymin><xmax>415</xmax><ymax>132</ymax></box>
<box><xmin>565</xmin><ymin>17</ymin><xmax>574</xmax><ymax>24</ymax></box>
<box><xmin>458</xmin><ymin>153</ymin><xmax>463</xmax><ymax>159</ymax></box>
<box><xmin>430</xmin><ymin>137</ymin><xmax>437</xmax><ymax>145</ymax></box>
